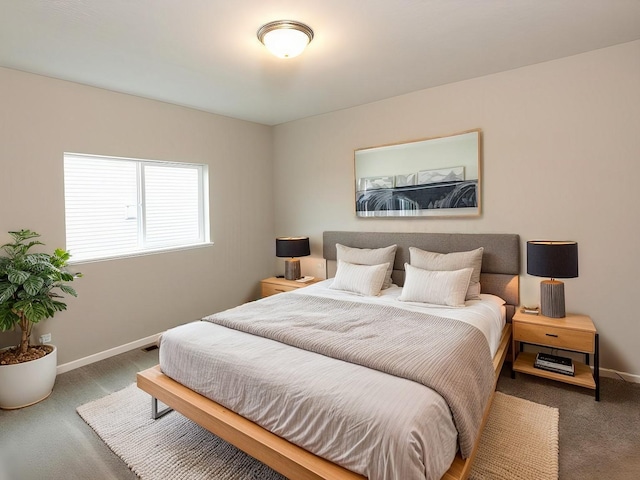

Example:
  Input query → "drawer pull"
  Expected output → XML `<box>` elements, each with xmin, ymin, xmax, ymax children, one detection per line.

<box><xmin>545</xmin><ymin>333</ymin><xmax>559</xmax><ymax>338</ymax></box>
<box><xmin>275</xmin><ymin>289</ymin><xmax>285</xmax><ymax>292</ymax></box>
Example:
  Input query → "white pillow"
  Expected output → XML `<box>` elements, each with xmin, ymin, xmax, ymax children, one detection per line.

<box><xmin>329</xmin><ymin>260</ymin><xmax>390</xmax><ymax>296</ymax></box>
<box><xmin>398</xmin><ymin>263</ymin><xmax>473</xmax><ymax>307</ymax></box>
<box><xmin>479</xmin><ymin>293</ymin><xmax>507</xmax><ymax>307</ymax></box>
<box><xmin>409</xmin><ymin>246</ymin><xmax>483</xmax><ymax>300</ymax></box>
<box><xmin>336</xmin><ymin>243</ymin><xmax>397</xmax><ymax>289</ymax></box>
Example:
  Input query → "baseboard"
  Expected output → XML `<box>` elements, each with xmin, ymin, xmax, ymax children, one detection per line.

<box><xmin>56</xmin><ymin>333</ymin><xmax>162</xmax><ymax>375</ymax></box>
<box><xmin>599</xmin><ymin>367</ymin><xmax>640</xmax><ymax>384</ymax></box>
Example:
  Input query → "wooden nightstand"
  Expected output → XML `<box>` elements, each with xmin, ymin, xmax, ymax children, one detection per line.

<box><xmin>512</xmin><ymin>309</ymin><xmax>600</xmax><ymax>401</ymax></box>
<box><xmin>260</xmin><ymin>277</ymin><xmax>320</xmax><ymax>298</ymax></box>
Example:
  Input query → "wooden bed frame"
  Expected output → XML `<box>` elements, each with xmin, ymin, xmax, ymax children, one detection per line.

<box><xmin>137</xmin><ymin>231</ymin><xmax>520</xmax><ymax>480</ymax></box>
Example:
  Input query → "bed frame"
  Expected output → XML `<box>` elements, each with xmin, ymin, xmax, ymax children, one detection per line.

<box><xmin>138</xmin><ymin>231</ymin><xmax>520</xmax><ymax>480</ymax></box>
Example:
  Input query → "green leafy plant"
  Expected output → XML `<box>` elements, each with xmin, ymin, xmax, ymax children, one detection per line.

<box><xmin>0</xmin><ymin>229</ymin><xmax>81</xmax><ymax>357</ymax></box>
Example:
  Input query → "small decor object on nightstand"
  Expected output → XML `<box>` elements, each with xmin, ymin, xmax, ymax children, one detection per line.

<box><xmin>527</xmin><ymin>240</ymin><xmax>578</xmax><ymax>318</ymax></box>
<box><xmin>276</xmin><ymin>237</ymin><xmax>310</xmax><ymax>280</ymax></box>
<box><xmin>521</xmin><ymin>305</ymin><xmax>540</xmax><ymax>315</ymax></box>
<box><xmin>295</xmin><ymin>276</ymin><xmax>315</xmax><ymax>283</ymax></box>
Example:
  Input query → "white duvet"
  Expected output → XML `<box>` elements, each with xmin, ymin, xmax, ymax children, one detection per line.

<box><xmin>298</xmin><ymin>279</ymin><xmax>506</xmax><ymax>357</ymax></box>
<box><xmin>159</xmin><ymin>280</ymin><xmax>505</xmax><ymax>480</ymax></box>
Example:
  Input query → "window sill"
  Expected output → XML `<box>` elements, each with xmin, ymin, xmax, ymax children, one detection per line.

<box><xmin>68</xmin><ymin>242</ymin><xmax>214</xmax><ymax>265</ymax></box>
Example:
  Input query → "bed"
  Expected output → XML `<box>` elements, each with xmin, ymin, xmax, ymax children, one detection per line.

<box><xmin>137</xmin><ymin>231</ymin><xmax>520</xmax><ymax>480</ymax></box>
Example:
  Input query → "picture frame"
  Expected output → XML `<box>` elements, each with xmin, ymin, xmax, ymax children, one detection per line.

<box><xmin>354</xmin><ymin>129</ymin><xmax>482</xmax><ymax>217</ymax></box>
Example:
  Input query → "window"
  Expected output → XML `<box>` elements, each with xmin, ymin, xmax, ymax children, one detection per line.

<box><xmin>64</xmin><ymin>153</ymin><xmax>210</xmax><ymax>262</ymax></box>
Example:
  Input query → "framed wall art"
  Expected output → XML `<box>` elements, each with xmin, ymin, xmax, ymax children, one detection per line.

<box><xmin>354</xmin><ymin>129</ymin><xmax>482</xmax><ymax>218</ymax></box>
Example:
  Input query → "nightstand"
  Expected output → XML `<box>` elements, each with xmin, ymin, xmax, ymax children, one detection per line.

<box><xmin>260</xmin><ymin>277</ymin><xmax>319</xmax><ymax>298</ymax></box>
<box><xmin>512</xmin><ymin>309</ymin><xmax>599</xmax><ymax>401</ymax></box>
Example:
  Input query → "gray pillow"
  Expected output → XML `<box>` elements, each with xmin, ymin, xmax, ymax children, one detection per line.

<box><xmin>336</xmin><ymin>243</ymin><xmax>397</xmax><ymax>289</ymax></box>
<box><xmin>408</xmin><ymin>246</ymin><xmax>483</xmax><ymax>300</ymax></box>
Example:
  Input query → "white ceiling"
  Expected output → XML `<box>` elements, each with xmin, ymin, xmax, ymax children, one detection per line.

<box><xmin>2</xmin><ymin>1</ymin><xmax>639</xmax><ymax>126</ymax></box>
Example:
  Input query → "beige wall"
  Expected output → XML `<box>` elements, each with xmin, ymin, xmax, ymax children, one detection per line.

<box><xmin>273</xmin><ymin>40</ymin><xmax>640</xmax><ymax>377</ymax></box>
<box><xmin>0</xmin><ymin>67</ymin><xmax>275</xmax><ymax>365</ymax></box>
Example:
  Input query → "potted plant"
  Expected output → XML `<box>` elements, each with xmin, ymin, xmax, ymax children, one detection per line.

<box><xmin>0</xmin><ymin>229</ymin><xmax>81</xmax><ymax>409</ymax></box>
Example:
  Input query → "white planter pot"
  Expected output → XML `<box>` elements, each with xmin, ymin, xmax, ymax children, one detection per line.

<box><xmin>0</xmin><ymin>345</ymin><xmax>57</xmax><ymax>409</ymax></box>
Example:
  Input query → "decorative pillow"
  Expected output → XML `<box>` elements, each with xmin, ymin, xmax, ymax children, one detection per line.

<box><xmin>336</xmin><ymin>243</ymin><xmax>397</xmax><ymax>289</ymax></box>
<box><xmin>409</xmin><ymin>246</ymin><xmax>483</xmax><ymax>300</ymax></box>
<box><xmin>398</xmin><ymin>264</ymin><xmax>473</xmax><ymax>307</ymax></box>
<box><xmin>479</xmin><ymin>293</ymin><xmax>507</xmax><ymax>307</ymax></box>
<box><xmin>329</xmin><ymin>260</ymin><xmax>390</xmax><ymax>296</ymax></box>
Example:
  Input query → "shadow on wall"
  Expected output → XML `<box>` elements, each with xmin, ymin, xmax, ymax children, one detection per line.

<box><xmin>600</xmin><ymin>336</ymin><xmax>635</xmax><ymax>378</ymax></box>
<box><xmin>0</xmin><ymin>331</ymin><xmax>20</xmax><ymax>350</ymax></box>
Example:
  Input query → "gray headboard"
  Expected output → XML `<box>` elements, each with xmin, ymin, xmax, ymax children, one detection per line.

<box><xmin>323</xmin><ymin>231</ymin><xmax>520</xmax><ymax>320</ymax></box>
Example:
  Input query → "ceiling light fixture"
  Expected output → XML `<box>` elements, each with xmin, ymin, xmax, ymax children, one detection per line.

<box><xmin>257</xmin><ymin>20</ymin><xmax>314</xmax><ymax>59</ymax></box>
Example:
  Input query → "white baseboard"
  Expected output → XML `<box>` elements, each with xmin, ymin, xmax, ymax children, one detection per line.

<box><xmin>599</xmin><ymin>367</ymin><xmax>640</xmax><ymax>384</ymax></box>
<box><xmin>56</xmin><ymin>333</ymin><xmax>162</xmax><ymax>375</ymax></box>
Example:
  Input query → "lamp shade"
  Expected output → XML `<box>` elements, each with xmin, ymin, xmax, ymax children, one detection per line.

<box><xmin>276</xmin><ymin>237</ymin><xmax>310</xmax><ymax>258</ymax></box>
<box><xmin>527</xmin><ymin>241</ymin><xmax>578</xmax><ymax>279</ymax></box>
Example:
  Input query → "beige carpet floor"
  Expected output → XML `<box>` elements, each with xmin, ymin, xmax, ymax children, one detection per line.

<box><xmin>77</xmin><ymin>385</ymin><xmax>558</xmax><ymax>480</ymax></box>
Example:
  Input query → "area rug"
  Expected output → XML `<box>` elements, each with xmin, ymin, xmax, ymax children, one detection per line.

<box><xmin>77</xmin><ymin>385</ymin><xmax>558</xmax><ymax>480</ymax></box>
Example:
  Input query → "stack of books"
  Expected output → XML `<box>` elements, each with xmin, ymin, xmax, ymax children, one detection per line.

<box><xmin>520</xmin><ymin>306</ymin><xmax>540</xmax><ymax>315</ymax></box>
<box><xmin>534</xmin><ymin>352</ymin><xmax>575</xmax><ymax>376</ymax></box>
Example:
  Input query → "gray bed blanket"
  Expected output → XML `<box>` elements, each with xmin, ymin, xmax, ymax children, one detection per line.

<box><xmin>203</xmin><ymin>293</ymin><xmax>494</xmax><ymax>457</ymax></box>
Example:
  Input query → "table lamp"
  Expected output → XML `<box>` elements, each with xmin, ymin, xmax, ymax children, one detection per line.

<box><xmin>276</xmin><ymin>237</ymin><xmax>310</xmax><ymax>280</ymax></box>
<box><xmin>527</xmin><ymin>241</ymin><xmax>578</xmax><ymax>318</ymax></box>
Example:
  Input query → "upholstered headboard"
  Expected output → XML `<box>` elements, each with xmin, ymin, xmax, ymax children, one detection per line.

<box><xmin>323</xmin><ymin>231</ymin><xmax>520</xmax><ymax>320</ymax></box>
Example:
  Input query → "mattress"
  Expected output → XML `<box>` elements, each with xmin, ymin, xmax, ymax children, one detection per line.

<box><xmin>159</xmin><ymin>280</ymin><xmax>506</xmax><ymax>480</ymax></box>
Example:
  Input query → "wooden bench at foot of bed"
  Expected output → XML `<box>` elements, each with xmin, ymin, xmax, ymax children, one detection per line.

<box><xmin>137</xmin><ymin>323</ymin><xmax>511</xmax><ymax>480</ymax></box>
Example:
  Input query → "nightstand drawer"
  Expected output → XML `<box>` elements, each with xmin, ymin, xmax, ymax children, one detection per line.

<box><xmin>261</xmin><ymin>283</ymin><xmax>297</xmax><ymax>297</ymax></box>
<box><xmin>514</xmin><ymin>322</ymin><xmax>594</xmax><ymax>353</ymax></box>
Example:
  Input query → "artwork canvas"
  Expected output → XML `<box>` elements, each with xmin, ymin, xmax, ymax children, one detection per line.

<box><xmin>395</xmin><ymin>173</ymin><xmax>417</xmax><ymax>188</ymax></box>
<box><xmin>354</xmin><ymin>130</ymin><xmax>481</xmax><ymax>217</ymax></box>
<box><xmin>417</xmin><ymin>167</ymin><xmax>464</xmax><ymax>185</ymax></box>
<box><xmin>357</xmin><ymin>176</ymin><xmax>394</xmax><ymax>191</ymax></box>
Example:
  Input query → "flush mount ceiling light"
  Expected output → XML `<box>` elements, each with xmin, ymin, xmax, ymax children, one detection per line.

<box><xmin>257</xmin><ymin>20</ymin><xmax>314</xmax><ymax>59</ymax></box>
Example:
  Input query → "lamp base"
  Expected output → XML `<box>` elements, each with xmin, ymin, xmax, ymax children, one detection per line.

<box><xmin>540</xmin><ymin>280</ymin><xmax>565</xmax><ymax>318</ymax></box>
<box><xmin>284</xmin><ymin>258</ymin><xmax>301</xmax><ymax>280</ymax></box>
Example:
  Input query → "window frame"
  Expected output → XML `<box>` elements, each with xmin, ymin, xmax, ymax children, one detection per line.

<box><xmin>63</xmin><ymin>152</ymin><xmax>212</xmax><ymax>264</ymax></box>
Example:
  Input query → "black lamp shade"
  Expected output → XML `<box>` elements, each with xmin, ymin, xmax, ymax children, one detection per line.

<box><xmin>527</xmin><ymin>241</ymin><xmax>578</xmax><ymax>279</ymax></box>
<box><xmin>276</xmin><ymin>237</ymin><xmax>310</xmax><ymax>258</ymax></box>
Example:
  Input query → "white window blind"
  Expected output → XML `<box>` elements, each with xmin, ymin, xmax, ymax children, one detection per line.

<box><xmin>64</xmin><ymin>153</ymin><xmax>209</xmax><ymax>262</ymax></box>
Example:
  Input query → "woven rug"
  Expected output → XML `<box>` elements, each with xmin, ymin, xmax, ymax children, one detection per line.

<box><xmin>77</xmin><ymin>385</ymin><xmax>558</xmax><ymax>480</ymax></box>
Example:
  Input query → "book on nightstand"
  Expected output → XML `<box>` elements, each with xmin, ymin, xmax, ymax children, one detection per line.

<box><xmin>520</xmin><ymin>306</ymin><xmax>540</xmax><ymax>315</ymax></box>
<box><xmin>295</xmin><ymin>276</ymin><xmax>315</xmax><ymax>283</ymax></box>
<box><xmin>534</xmin><ymin>352</ymin><xmax>575</xmax><ymax>376</ymax></box>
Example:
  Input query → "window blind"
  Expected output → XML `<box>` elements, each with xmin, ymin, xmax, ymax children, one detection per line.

<box><xmin>64</xmin><ymin>153</ymin><xmax>208</xmax><ymax>262</ymax></box>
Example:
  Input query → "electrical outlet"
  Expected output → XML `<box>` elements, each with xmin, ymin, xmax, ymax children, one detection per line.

<box><xmin>39</xmin><ymin>333</ymin><xmax>52</xmax><ymax>344</ymax></box>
